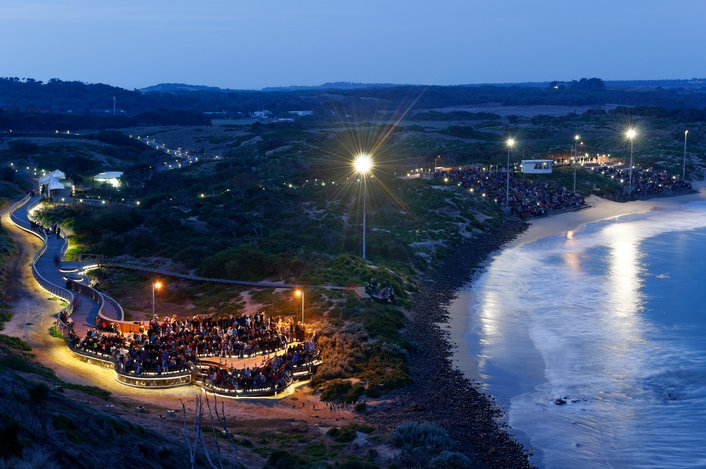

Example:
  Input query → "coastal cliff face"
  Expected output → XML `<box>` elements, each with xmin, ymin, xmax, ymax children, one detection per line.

<box><xmin>366</xmin><ymin>220</ymin><xmax>535</xmax><ymax>469</ymax></box>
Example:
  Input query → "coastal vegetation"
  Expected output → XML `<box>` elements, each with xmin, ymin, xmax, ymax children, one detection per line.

<box><xmin>1</xmin><ymin>79</ymin><xmax>706</xmax><ymax>466</ymax></box>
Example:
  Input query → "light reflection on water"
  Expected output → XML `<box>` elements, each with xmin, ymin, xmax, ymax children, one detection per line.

<box><xmin>467</xmin><ymin>201</ymin><xmax>706</xmax><ymax>468</ymax></box>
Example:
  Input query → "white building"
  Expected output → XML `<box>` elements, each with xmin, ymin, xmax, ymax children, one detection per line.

<box><xmin>521</xmin><ymin>159</ymin><xmax>553</xmax><ymax>174</ymax></box>
<box><xmin>38</xmin><ymin>170</ymin><xmax>70</xmax><ymax>199</ymax></box>
<box><xmin>94</xmin><ymin>171</ymin><xmax>123</xmax><ymax>188</ymax></box>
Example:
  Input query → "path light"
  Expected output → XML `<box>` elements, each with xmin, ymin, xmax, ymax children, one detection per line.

<box><xmin>626</xmin><ymin>129</ymin><xmax>637</xmax><ymax>192</ymax></box>
<box><xmin>573</xmin><ymin>135</ymin><xmax>580</xmax><ymax>193</ymax></box>
<box><xmin>506</xmin><ymin>138</ymin><xmax>515</xmax><ymax>207</ymax></box>
<box><xmin>683</xmin><ymin>130</ymin><xmax>688</xmax><ymax>180</ymax></box>
<box><xmin>152</xmin><ymin>281</ymin><xmax>162</xmax><ymax>316</ymax></box>
<box><xmin>294</xmin><ymin>289</ymin><xmax>304</xmax><ymax>324</ymax></box>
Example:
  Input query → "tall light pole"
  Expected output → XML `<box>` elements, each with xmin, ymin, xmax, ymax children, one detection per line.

<box><xmin>294</xmin><ymin>289</ymin><xmax>304</xmax><ymax>324</ymax></box>
<box><xmin>683</xmin><ymin>130</ymin><xmax>688</xmax><ymax>180</ymax></box>
<box><xmin>152</xmin><ymin>281</ymin><xmax>162</xmax><ymax>317</ymax></box>
<box><xmin>626</xmin><ymin>129</ymin><xmax>636</xmax><ymax>193</ymax></box>
<box><xmin>573</xmin><ymin>134</ymin><xmax>580</xmax><ymax>193</ymax></box>
<box><xmin>506</xmin><ymin>138</ymin><xmax>515</xmax><ymax>208</ymax></box>
<box><xmin>353</xmin><ymin>153</ymin><xmax>373</xmax><ymax>260</ymax></box>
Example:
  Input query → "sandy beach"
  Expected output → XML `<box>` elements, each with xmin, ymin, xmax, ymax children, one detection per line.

<box><xmin>445</xmin><ymin>182</ymin><xmax>706</xmax><ymax>428</ymax></box>
<box><xmin>512</xmin><ymin>183</ymin><xmax>706</xmax><ymax>249</ymax></box>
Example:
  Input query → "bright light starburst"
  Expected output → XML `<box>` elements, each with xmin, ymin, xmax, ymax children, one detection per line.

<box><xmin>353</xmin><ymin>153</ymin><xmax>373</xmax><ymax>174</ymax></box>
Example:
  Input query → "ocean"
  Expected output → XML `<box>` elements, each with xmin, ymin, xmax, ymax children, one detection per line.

<box><xmin>461</xmin><ymin>200</ymin><xmax>706</xmax><ymax>468</ymax></box>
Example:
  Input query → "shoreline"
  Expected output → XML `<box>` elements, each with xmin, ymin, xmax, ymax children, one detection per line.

<box><xmin>438</xmin><ymin>184</ymin><xmax>706</xmax><ymax>467</ymax></box>
<box><xmin>368</xmin><ymin>220</ymin><xmax>534</xmax><ymax>468</ymax></box>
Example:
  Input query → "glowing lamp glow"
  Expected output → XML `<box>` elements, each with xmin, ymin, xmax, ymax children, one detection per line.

<box><xmin>353</xmin><ymin>153</ymin><xmax>372</xmax><ymax>174</ymax></box>
<box><xmin>626</xmin><ymin>129</ymin><xmax>637</xmax><ymax>139</ymax></box>
<box><xmin>506</xmin><ymin>138</ymin><xmax>515</xmax><ymax>147</ymax></box>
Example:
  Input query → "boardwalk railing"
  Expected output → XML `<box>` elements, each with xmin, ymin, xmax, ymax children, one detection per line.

<box><xmin>9</xmin><ymin>195</ymin><xmax>76</xmax><ymax>328</ymax></box>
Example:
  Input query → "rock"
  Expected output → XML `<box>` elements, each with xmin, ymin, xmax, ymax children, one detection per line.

<box><xmin>554</xmin><ymin>398</ymin><xmax>567</xmax><ymax>406</ymax></box>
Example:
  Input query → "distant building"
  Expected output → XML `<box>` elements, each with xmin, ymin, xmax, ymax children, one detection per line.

<box><xmin>288</xmin><ymin>110</ymin><xmax>314</xmax><ymax>117</ymax></box>
<box><xmin>38</xmin><ymin>169</ymin><xmax>71</xmax><ymax>200</ymax></box>
<box><xmin>521</xmin><ymin>159</ymin><xmax>553</xmax><ymax>174</ymax></box>
<box><xmin>252</xmin><ymin>110</ymin><xmax>272</xmax><ymax>119</ymax></box>
<box><xmin>94</xmin><ymin>171</ymin><xmax>123</xmax><ymax>188</ymax></box>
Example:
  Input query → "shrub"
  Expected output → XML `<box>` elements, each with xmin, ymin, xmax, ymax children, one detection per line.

<box><xmin>0</xmin><ymin>335</ymin><xmax>32</xmax><ymax>351</ymax></box>
<box><xmin>320</xmin><ymin>379</ymin><xmax>365</xmax><ymax>403</ymax></box>
<box><xmin>354</xmin><ymin>402</ymin><xmax>368</xmax><ymax>414</ymax></box>
<box><xmin>28</xmin><ymin>382</ymin><xmax>50</xmax><ymax>402</ymax></box>
<box><xmin>0</xmin><ymin>415</ymin><xmax>22</xmax><ymax>459</ymax></box>
<box><xmin>326</xmin><ymin>424</ymin><xmax>359</xmax><ymax>443</ymax></box>
<box><xmin>428</xmin><ymin>451</ymin><xmax>473</xmax><ymax>469</ymax></box>
<box><xmin>390</xmin><ymin>421</ymin><xmax>452</xmax><ymax>453</ymax></box>
<box><xmin>264</xmin><ymin>449</ymin><xmax>306</xmax><ymax>469</ymax></box>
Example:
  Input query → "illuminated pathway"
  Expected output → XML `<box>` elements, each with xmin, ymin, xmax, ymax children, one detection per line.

<box><xmin>8</xmin><ymin>194</ymin><xmax>321</xmax><ymax>396</ymax></box>
<box><xmin>9</xmin><ymin>195</ymin><xmax>123</xmax><ymax>337</ymax></box>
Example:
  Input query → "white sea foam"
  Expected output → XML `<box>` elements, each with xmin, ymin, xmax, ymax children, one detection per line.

<box><xmin>466</xmin><ymin>200</ymin><xmax>706</xmax><ymax>468</ymax></box>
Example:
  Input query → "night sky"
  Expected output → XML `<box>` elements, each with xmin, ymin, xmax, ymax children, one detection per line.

<box><xmin>2</xmin><ymin>0</ymin><xmax>705</xmax><ymax>90</ymax></box>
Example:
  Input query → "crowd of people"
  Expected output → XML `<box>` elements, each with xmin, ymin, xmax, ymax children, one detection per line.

<box><xmin>68</xmin><ymin>312</ymin><xmax>296</xmax><ymax>375</ymax></box>
<box><xmin>591</xmin><ymin>164</ymin><xmax>692</xmax><ymax>197</ymax></box>
<box><xmin>204</xmin><ymin>340</ymin><xmax>319</xmax><ymax>392</ymax></box>
<box><xmin>435</xmin><ymin>167</ymin><xmax>585</xmax><ymax>219</ymax></box>
<box><xmin>29</xmin><ymin>219</ymin><xmax>62</xmax><ymax>238</ymax></box>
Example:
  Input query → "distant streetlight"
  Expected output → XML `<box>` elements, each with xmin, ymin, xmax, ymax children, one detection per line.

<box><xmin>152</xmin><ymin>281</ymin><xmax>162</xmax><ymax>316</ymax></box>
<box><xmin>683</xmin><ymin>130</ymin><xmax>688</xmax><ymax>180</ymax></box>
<box><xmin>506</xmin><ymin>138</ymin><xmax>515</xmax><ymax>208</ymax></box>
<box><xmin>626</xmin><ymin>129</ymin><xmax>637</xmax><ymax>192</ymax></box>
<box><xmin>573</xmin><ymin>134</ymin><xmax>580</xmax><ymax>193</ymax></box>
<box><xmin>294</xmin><ymin>289</ymin><xmax>304</xmax><ymax>324</ymax></box>
<box><xmin>353</xmin><ymin>153</ymin><xmax>373</xmax><ymax>260</ymax></box>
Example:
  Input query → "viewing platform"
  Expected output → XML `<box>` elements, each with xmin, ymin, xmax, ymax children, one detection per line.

<box><xmin>9</xmin><ymin>193</ymin><xmax>322</xmax><ymax>397</ymax></box>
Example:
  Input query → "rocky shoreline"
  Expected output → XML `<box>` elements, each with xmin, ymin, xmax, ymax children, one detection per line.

<box><xmin>367</xmin><ymin>220</ymin><xmax>534</xmax><ymax>469</ymax></box>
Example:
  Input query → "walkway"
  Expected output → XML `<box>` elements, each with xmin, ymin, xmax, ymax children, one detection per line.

<box><xmin>99</xmin><ymin>262</ymin><xmax>369</xmax><ymax>298</ymax></box>
<box><xmin>10</xmin><ymin>195</ymin><xmax>109</xmax><ymax>337</ymax></box>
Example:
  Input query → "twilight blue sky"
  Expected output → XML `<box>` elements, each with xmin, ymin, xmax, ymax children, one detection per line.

<box><xmin>1</xmin><ymin>0</ymin><xmax>705</xmax><ymax>90</ymax></box>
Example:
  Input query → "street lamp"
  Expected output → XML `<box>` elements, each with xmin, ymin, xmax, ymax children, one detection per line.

<box><xmin>294</xmin><ymin>289</ymin><xmax>304</xmax><ymax>324</ymax></box>
<box><xmin>506</xmin><ymin>138</ymin><xmax>515</xmax><ymax>208</ymax></box>
<box><xmin>626</xmin><ymin>129</ymin><xmax>637</xmax><ymax>193</ymax></box>
<box><xmin>353</xmin><ymin>153</ymin><xmax>373</xmax><ymax>260</ymax></box>
<box><xmin>152</xmin><ymin>281</ymin><xmax>162</xmax><ymax>317</ymax></box>
<box><xmin>683</xmin><ymin>130</ymin><xmax>688</xmax><ymax>180</ymax></box>
<box><xmin>573</xmin><ymin>135</ymin><xmax>580</xmax><ymax>193</ymax></box>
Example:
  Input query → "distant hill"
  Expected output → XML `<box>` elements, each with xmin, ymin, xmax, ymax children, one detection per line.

<box><xmin>140</xmin><ymin>83</ymin><xmax>239</xmax><ymax>93</ymax></box>
<box><xmin>141</xmin><ymin>81</ymin><xmax>404</xmax><ymax>93</ymax></box>
<box><xmin>3</xmin><ymin>76</ymin><xmax>706</xmax><ymax>131</ymax></box>
<box><xmin>261</xmin><ymin>82</ymin><xmax>403</xmax><ymax>92</ymax></box>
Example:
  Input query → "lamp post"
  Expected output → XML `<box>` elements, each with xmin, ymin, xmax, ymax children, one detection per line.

<box><xmin>294</xmin><ymin>289</ymin><xmax>304</xmax><ymax>324</ymax></box>
<box><xmin>683</xmin><ymin>130</ymin><xmax>688</xmax><ymax>180</ymax></box>
<box><xmin>353</xmin><ymin>153</ymin><xmax>373</xmax><ymax>260</ymax></box>
<box><xmin>626</xmin><ymin>129</ymin><xmax>636</xmax><ymax>193</ymax></box>
<box><xmin>506</xmin><ymin>138</ymin><xmax>515</xmax><ymax>208</ymax></box>
<box><xmin>573</xmin><ymin>135</ymin><xmax>580</xmax><ymax>193</ymax></box>
<box><xmin>152</xmin><ymin>281</ymin><xmax>162</xmax><ymax>317</ymax></box>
